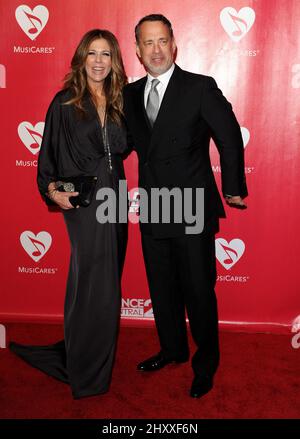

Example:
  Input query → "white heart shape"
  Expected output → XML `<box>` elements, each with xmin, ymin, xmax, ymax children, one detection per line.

<box><xmin>20</xmin><ymin>231</ymin><xmax>52</xmax><ymax>262</ymax></box>
<box><xmin>18</xmin><ymin>121</ymin><xmax>44</xmax><ymax>155</ymax></box>
<box><xmin>15</xmin><ymin>5</ymin><xmax>49</xmax><ymax>41</ymax></box>
<box><xmin>215</xmin><ymin>238</ymin><xmax>245</xmax><ymax>270</ymax></box>
<box><xmin>220</xmin><ymin>7</ymin><xmax>255</xmax><ymax>42</ymax></box>
<box><xmin>241</xmin><ymin>127</ymin><xmax>250</xmax><ymax>148</ymax></box>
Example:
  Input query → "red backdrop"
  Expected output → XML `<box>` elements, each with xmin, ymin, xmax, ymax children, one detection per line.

<box><xmin>1</xmin><ymin>0</ymin><xmax>299</xmax><ymax>332</ymax></box>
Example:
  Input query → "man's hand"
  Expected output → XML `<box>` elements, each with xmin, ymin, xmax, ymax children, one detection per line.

<box><xmin>225</xmin><ymin>195</ymin><xmax>247</xmax><ymax>209</ymax></box>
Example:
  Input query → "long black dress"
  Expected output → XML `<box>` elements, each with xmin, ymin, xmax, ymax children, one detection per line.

<box><xmin>9</xmin><ymin>89</ymin><xmax>128</xmax><ymax>399</ymax></box>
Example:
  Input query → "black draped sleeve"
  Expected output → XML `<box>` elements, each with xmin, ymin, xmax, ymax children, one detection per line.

<box><xmin>37</xmin><ymin>91</ymin><xmax>62</xmax><ymax>203</ymax></box>
<box><xmin>37</xmin><ymin>88</ymin><xmax>129</xmax><ymax>205</ymax></box>
<box><xmin>37</xmin><ymin>88</ymin><xmax>111</xmax><ymax>205</ymax></box>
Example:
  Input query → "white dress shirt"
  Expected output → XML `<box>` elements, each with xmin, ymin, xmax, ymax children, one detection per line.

<box><xmin>144</xmin><ymin>63</ymin><xmax>175</xmax><ymax>109</ymax></box>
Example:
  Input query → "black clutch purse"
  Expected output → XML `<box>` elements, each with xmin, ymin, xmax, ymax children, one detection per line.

<box><xmin>55</xmin><ymin>176</ymin><xmax>98</xmax><ymax>207</ymax></box>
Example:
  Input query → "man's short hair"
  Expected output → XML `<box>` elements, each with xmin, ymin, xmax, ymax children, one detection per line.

<box><xmin>135</xmin><ymin>14</ymin><xmax>174</xmax><ymax>43</ymax></box>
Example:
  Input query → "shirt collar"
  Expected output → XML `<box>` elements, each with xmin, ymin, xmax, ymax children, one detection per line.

<box><xmin>146</xmin><ymin>63</ymin><xmax>175</xmax><ymax>88</ymax></box>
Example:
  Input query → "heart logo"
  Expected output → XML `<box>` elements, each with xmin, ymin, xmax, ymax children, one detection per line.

<box><xmin>241</xmin><ymin>127</ymin><xmax>250</xmax><ymax>148</ymax></box>
<box><xmin>15</xmin><ymin>5</ymin><xmax>49</xmax><ymax>41</ymax></box>
<box><xmin>18</xmin><ymin>121</ymin><xmax>44</xmax><ymax>154</ymax></box>
<box><xmin>220</xmin><ymin>7</ymin><xmax>255</xmax><ymax>42</ymax></box>
<box><xmin>215</xmin><ymin>238</ymin><xmax>245</xmax><ymax>270</ymax></box>
<box><xmin>20</xmin><ymin>231</ymin><xmax>52</xmax><ymax>262</ymax></box>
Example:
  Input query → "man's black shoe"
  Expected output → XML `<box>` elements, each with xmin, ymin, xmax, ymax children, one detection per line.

<box><xmin>190</xmin><ymin>375</ymin><xmax>213</xmax><ymax>398</ymax></box>
<box><xmin>137</xmin><ymin>352</ymin><xmax>188</xmax><ymax>371</ymax></box>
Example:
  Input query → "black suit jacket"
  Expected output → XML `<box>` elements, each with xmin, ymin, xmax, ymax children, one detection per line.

<box><xmin>123</xmin><ymin>64</ymin><xmax>247</xmax><ymax>238</ymax></box>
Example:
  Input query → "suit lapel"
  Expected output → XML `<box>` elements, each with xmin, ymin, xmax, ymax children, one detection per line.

<box><xmin>147</xmin><ymin>65</ymin><xmax>182</xmax><ymax>157</ymax></box>
<box><xmin>134</xmin><ymin>76</ymin><xmax>152</xmax><ymax>133</ymax></box>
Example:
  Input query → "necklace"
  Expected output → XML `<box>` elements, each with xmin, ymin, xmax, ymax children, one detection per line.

<box><xmin>91</xmin><ymin>92</ymin><xmax>112</xmax><ymax>173</ymax></box>
<box><xmin>102</xmin><ymin>119</ymin><xmax>112</xmax><ymax>174</ymax></box>
<box><xmin>92</xmin><ymin>91</ymin><xmax>106</xmax><ymax>126</ymax></box>
<box><xmin>97</xmin><ymin>103</ymin><xmax>106</xmax><ymax>127</ymax></box>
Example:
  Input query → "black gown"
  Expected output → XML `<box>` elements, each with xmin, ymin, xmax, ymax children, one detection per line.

<box><xmin>9</xmin><ymin>89</ymin><xmax>128</xmax><ymax>399</ymax></box>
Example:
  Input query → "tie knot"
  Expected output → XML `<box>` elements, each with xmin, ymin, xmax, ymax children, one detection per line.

<box><xmin>151</xmin><ymin>78</ymin><xmax>160</xmax><ymax>90</ymax></box>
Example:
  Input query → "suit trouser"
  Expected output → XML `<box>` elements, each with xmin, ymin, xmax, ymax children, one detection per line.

<box><xmin>141</xmin><ymin>230</ymin><xmax>220</xmax><ymax>378</ymax></box>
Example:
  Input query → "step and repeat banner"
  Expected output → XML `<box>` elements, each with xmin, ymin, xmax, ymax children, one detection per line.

<box><xmin>1</xmin><ymin>0</ymin><xmax>299</xmax><ymax>331</ymax></box>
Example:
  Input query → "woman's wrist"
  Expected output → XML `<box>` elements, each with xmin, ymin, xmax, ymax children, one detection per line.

<box><xmin>47</xmin><ymin>182</ymin><xmax>58</xmax><ymax>201</ymax></box>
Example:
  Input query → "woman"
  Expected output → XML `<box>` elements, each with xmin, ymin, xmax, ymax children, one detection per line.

<box><xmin>9</xmin><ymin>29</ymin><xmax>128</xmax><ymax>399</ymax></box>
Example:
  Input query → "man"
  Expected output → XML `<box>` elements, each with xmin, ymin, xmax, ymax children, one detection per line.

<box><xmin>123</xmin><ymin>14</ymin><xmax>247</xmax><ymax>398</ymax></box>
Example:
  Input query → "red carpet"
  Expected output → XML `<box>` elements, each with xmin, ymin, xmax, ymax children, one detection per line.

<box><xmin>0</xmin><ymin>323</ymin><xmax>299</xmax><ymax>419</ymax></box>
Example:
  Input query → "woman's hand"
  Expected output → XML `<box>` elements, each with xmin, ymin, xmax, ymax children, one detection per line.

<box><xmin>47</xmin><ymin>182</ymin><xmax>79</xmax><ymax>210</ymax></box>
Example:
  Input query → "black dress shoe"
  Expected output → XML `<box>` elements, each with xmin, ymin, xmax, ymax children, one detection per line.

<box><xmin>137</xmin><ymin>352</ymin><xmax>188</xmax><ymax>371</ymax></box>
<box><xmin>190</xmin><ymin>375</ymin><xmax>213</xmax><ymax>398</ymax></box>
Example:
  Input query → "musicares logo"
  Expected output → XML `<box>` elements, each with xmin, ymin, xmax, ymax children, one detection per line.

<box><xmin>15</xmin><ymin>5</ymin><xmax>49</xmax><ymax>40</ymax></box>
<box><xmin>241</xmin><ymin>127</ymin><xmax>250</xmax><ymax>148</ymax></box>
<box><xmin>215</xmin><ymin>238</ymin><xmax>245</xmax><ymax>270</ymax></box>
<box><xmin>18</xmin><ymin>121</ymin><xmax>44</xmax><ymax>154</ymax></box>
<box><xmin>220</xmin><ymin>7</ymin><xmax>255</xmax><ymax>42</ymax></box>
<box><xmin>20</xmin><ymin>231</ymin><xmax>52</xmax><ymax>262</ymax></box>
